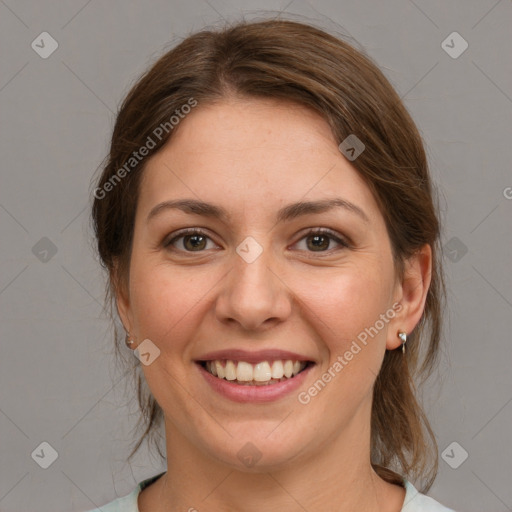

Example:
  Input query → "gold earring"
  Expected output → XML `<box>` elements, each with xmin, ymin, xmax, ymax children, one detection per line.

<box><xmin>398</xmin><ymin>332</ymin><xmax>407</xmax><ymax>354</ymax></box>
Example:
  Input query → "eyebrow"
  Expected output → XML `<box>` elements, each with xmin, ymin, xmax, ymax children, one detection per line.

<box><xmin>147</xmin><ymin>198</ymin><xmax>369</xmax><ymax>224</ymax></box>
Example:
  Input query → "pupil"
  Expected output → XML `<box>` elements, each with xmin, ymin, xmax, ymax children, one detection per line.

<box><xmin>308</xmin><ymin>235</ymin><xmax>328</xmax><ymax>251</ymax></box>
<box><xmin>185</xmin><ymin>235</ymin><xmax>206</xmax><ymax>250</ymax></box>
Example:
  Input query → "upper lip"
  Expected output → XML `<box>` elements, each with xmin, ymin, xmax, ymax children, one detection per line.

<box><xmin>195</xmin><ymin>349</ymin><xmax>315</xmax><ymax>364</ymax></box>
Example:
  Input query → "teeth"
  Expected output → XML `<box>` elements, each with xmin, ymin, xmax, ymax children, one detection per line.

<box><xmin>271</xmin><ymin>360</ymin><xmax>284</xmax><ymax>379</ymax></box>
<box><xmin>225</xmin><ymin>360</ymin><xmax>237</xmax><ymax>381</ymax></box>
<box><xmin>214</xmin><ymin>361</ymin><xmax>224</xmax><ymax>379</ymax></box>
<box><xmin>204</xmin><ymin>359</ymin><xmax>308</xmax><ymax>384</ymax></box>
<box><xmin>254</xmin><ymin>361</ymin><xmax>272</xmax><ymax>381</ymax></box>
<box><xmin>283</xmin><ymin>360</ymin><xmax>294</xmax><ymax>378</ymax></box>
<box><xmin>236</xmin><ymin>361</ymin><xmax>253</xmax><ymax>381</ymax></box>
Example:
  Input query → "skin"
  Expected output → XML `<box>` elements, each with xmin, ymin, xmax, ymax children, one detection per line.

<box><xmin>116</xmin><ymin>97</ymin><xmax>432</xmax><ymax>512</ymax></box>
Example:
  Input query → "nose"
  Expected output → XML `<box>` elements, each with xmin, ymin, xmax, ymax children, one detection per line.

<box><xmin>214</xmin><ymin>244</ymin><xmax>292</xmax><ymax>332</ymax></box>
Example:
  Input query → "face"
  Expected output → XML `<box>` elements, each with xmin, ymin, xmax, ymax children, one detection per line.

<box><xmin>117</xmin><ymin>97</ymin><xmax>424</xmax><ymax>471</ymax></box>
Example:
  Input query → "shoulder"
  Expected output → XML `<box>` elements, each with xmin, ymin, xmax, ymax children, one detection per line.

<box><xmin>83</xmin><ymin>472</ymin><xmax>165</xmax><ymax>512</ymax></box>
<box><xmin>402</xmin><ymin>480</ymin><xmax>456</xmax><ymax>512</ymax></box>
<box><xmin>83</xmin><ymin>489</ymin><xmax>138</xmax><ymax>512</ymax></box>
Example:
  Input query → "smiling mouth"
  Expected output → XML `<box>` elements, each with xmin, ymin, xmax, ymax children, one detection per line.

<box><xmin>198</xmin><ymin>359</ymin><xmax>313</xmax><ymax>386</ymax></box>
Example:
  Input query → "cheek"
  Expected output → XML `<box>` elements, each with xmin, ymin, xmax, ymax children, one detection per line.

<box><xmin>295</xmin><ymin>265</ymin><xmax>392</xmax><ymax>355</ymax></box>
<box><xmin>295</xmin><ymin>268</ymin><xmax>393</xmax><ymax>410</ymax></box>
<box><xmin>129</xmin><ymin>260</ymin><xmax>208</xmax><ymax>351</ymax></box>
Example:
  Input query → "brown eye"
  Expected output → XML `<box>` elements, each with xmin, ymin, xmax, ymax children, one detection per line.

<box><xmin>306</xmin><ymin>234</ymin><xmax>331</xmax><ymax>251</ymax></box>
<box><xmin>183</xmin><ymin>234</ymin><xmax>207</xmax><ymax>251</ymax></box>
<box><xmin>165</xmin><ymin>229</ymin><xmax>218</xmax><ymax>252</ymax></box>
<box><xmin>293</xmin><ymin>229</ymin><xmax>349</xmax><ymax>253</ymax></box>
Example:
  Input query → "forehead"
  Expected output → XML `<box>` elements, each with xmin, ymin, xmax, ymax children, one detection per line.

<box><xmin>138</xmin><ymin>98</ymin><xmax>380</xmax><ymax>224</ymax></box>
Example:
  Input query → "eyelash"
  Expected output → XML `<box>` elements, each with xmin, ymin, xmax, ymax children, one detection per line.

<box><xmin>163</xmin><ymin>227</ymin><xmax>350</xmax><ymax>254</ymax></box>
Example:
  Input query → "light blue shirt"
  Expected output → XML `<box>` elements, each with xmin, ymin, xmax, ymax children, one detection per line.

<box><xmin>85</xmin><ymin>472</ymin><xmax>456</xmax><ymax>511</ymax></box>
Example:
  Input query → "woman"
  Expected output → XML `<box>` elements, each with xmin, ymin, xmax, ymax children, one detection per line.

<box><xmin>88</xmin><ymin>18</ymin><xmax>455</xmax><ymax>512</ymax></box>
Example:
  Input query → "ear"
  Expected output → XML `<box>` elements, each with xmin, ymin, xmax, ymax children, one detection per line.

<box><xmin>112</xmin><ymin>260</ymin><xmax>134</xmax><ymax>336</ymax></box>
<box><xmin>386</xmin><ymin>244</ymin><xmax>432</xmax><ymax>350</ymax></box>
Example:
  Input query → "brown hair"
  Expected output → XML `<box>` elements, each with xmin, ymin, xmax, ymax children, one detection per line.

<box><xmin>91</xmin><ymin>18</ymin><xmax>445</xmax><ymax>492</ymax></box>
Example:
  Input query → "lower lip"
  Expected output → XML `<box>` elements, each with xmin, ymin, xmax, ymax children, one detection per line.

<box><xmin>196</xmin><ymin>362</ymin><xmax>314</xmax><ymax>403</ymax></box>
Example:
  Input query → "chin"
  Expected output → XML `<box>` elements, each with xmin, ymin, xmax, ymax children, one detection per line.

<box><xmin>196</xmin><ymin>426</ymin><xmax>307</xmax><ymax>473</ymax></box>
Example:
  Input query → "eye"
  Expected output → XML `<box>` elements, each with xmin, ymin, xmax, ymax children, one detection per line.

<box><xmin>163</xmin><ymin>227</ymin><xmax>349</xmax><ymax>254</ymax></box>
<box><xmin>164</xmin><ymin>228</ymin><xmax>219</xmax><ymax>252</ymax></box>
<box><xmin>293</xmin><ymin>228</ymin><xmax>349</xmax><ymax>253</ymax></box>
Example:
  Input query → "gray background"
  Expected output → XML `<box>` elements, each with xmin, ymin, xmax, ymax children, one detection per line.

<box><xmin>1</xmin><ymin>1</ymin><xmax>511</xmax><ymax>511</ymax></box>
